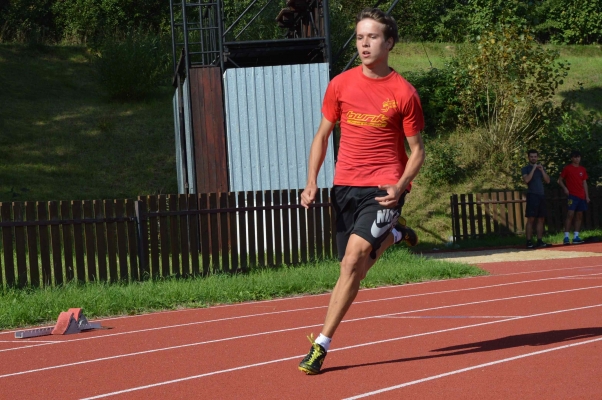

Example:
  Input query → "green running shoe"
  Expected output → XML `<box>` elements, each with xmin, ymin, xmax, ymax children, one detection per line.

<box><xmin>298</xmin><ymin>334</ymin><xmax>327</xmax><ymax>375</ymax></box>
<box><xmin>394</xmin><ymin>216</ymin><xmax>418</xmax><ymax>247</ymax></box>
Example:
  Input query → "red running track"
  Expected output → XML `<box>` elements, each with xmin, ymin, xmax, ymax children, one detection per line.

<box><xmin>1</xmin><ymin>245</ymin><xmax>602</xmax><ymax>399</ymax></box>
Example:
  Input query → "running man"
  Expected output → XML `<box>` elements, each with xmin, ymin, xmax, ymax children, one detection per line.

<box><xmin>297</xmin><ymin>8</ymin><xmax>425</xmax><ymax>375</ymax></box>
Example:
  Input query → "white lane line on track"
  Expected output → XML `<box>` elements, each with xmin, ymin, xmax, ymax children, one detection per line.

<box><xmin>78</xmin><ymin>302</ymin><xmax>602</xmax><ymax>400</ymax></box>
<box><xmin>2</xmin><ymin>263</ymin><xmax>601</xmax><ymax>338</ymax></box>
<box><xmin>556</xmin><ymin>277</ymin><xmax>602</xmax><ymax>280</ymax></box>
<box><xmin>376</xmin><ymin>315</ymin><xmax>520</xmax><ymax>319</ymax></box>
<box><xmin>0</xmin><ymin>340</ymin><xmax>56</xmax><ymax>344</ymax></box>
<box><xmin>3</xmin><ymin>285</ymin><xmax>601</xmax><ymax>379</ymax></box>
<box><xmin>343</xmin><ymin>335</ymin><xmax>602</xmax><ymax>399</ymax></box>
<box><xmin>2</xmin><ymin>271</ymin><xmax>602</xmax><ymax>353</ymax></box>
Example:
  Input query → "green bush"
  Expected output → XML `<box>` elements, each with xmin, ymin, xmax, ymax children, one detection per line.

<box><xmin>539</xmin><ymin>108</ymin><xmax>602</xmax><ymax>186</ymax></box>
<box><xmin>53</xmin><ymin>0</ymin><xmax>169</xmax><ymax>45</ymax></box>
<box><xmin>534</xmin><ymin>0</ymin><xmax>602</xmax><ymax>44</ymax></box>
<box><xmin>434</xmin><ymin>0</ymin><xmax>536</xmax><ymax>42</ymax></box>
<box><xmin>0</xmin><ymin>0</ymin><xmax>57</xmax><ymax>43</ymax></box>
<box><xmin>422</xmin><ymin>139</ymin><xmax>465</xmax><ymax>185</ymax></box>
<box><xmin>390</xmin><ymin>0</ymin><xmax>455</xmax><ymax>42</ymax></box>
<box><xmin>452</xmin><ymin>24</ymin><xmax>569</xmax><ymax>165</ymax></box>
<box><xmin>95</xmin><ymin>31</ymin><xmax>171</xmax><ymax>100</ymax></box>
<box><xmin>404</xmin><ymin>65</ymin><xmax>461</xmax><ymax>136</ymax></box>
<box><xmin>3</xmin><ymin>0</ymin><xmax>602</xmax><ymax>46</ymax></box>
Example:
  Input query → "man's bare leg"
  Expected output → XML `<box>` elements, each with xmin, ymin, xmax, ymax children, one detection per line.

<box><xmin>536</xmin><ymin>217</ymin><xmax>545</xmax><ymax>240</ymax></box>
<box><xmin>299</xmin><ymin>232</ymin><xmax>398</xmax><ymax>375</ymax></box>
<box><xmin>321</xmin><ymin>233</ymin><xmax>395</xmax><ymax>338</ymax></box>
<box><xmin>526</xmin><ymin>217</ymin><xmax>534</xmax><ymax>241</ymax></box>
<box><xmin>574</xmin><ymin>212</ymin><xmax>583</xmax><ymax>233</ymax></box>
<box><xmin>358</xmin><ymin>233</ymin><xmax>394</xmax><ymax>280</ymax></box>
<box><xmin>564</xmin><ymin>210</ymin><xmax>575</xmax><ymax>233</ymax></box>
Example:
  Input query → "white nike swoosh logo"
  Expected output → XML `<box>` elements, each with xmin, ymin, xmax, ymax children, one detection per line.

<box><xmin>371</xmin><ymin>221</ymin><xmax>390</xmax><ymax>238</ymax></box>
<box><xmin>370</xmin><ymin>209</ymin><xmax>397</xmax><ymax>238</ymax></box>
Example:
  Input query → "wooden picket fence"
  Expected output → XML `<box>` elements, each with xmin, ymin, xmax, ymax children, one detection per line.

<box><xmin>0</xmin><ymin>189</ymin><xmax>336</xmax><ymax>288</ymax></box>
<box><xmin>450</xmin><ymin>188</ymin><xmax>602</xmax><ymax>241</ymax></box>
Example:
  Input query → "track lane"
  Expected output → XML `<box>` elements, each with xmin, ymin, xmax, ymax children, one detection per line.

<box><xmin>2</xmin><ymin>284</ymin><xmax>600</xmax><ymax>398</ymax></box>
<box><xmin>78</xmin><ymin>301</ymin><xmax>602</xmax><ymax>399</ymax></box>
<box><xmin>2</xmin><ymin>270</ymin><xmax>601</xmax><ymax>373</ymax></box>
<box><xmin>345</xmin><ymin>332</ymin><xmax>602</xmax><ymax>399</ymax></box>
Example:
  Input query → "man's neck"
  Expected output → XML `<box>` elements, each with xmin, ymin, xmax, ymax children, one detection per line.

<box><xmin>571</xmin><ymin>162</ymin><xmax>580</xmax><ymax>167</ymax></box>
<box><xmin>361</xmin><ymin>63</ymin><xmax>391</xmax><ymax>79</ymax></box>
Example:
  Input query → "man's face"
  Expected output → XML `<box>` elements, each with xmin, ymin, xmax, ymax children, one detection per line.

<box><xmin>528</xmin><ymin>153</ymin><xmax>538</xmax><ymax>164</ymax></box>
<box><xmin>571</xmin><ymin>155</ymin><xmax>581</xmax><ymax>165</ymax></box>
<box><xmin>356</xmin><ymin>18</ymin><xmax>393</xmax><ymax>68</ymax></box>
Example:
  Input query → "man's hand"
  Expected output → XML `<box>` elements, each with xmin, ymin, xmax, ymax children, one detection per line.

<box><xmin>563</xmin><ymin>187</ymin><xmax>569</xmax><ymax>196</ymax></box>
<box><xmin>300</xmin><ymin>184</ymin><xmax>318</xmax><ymax>209</ymax></box>
<box><xmin>375</xmin><ymin>184</ymin><xmax>404</xmax><ymax>208</ymax></box>
<box><xmin>536</xmin><ymin>164</ymin><xmax>544</xmax><ymax>172</ymax></box>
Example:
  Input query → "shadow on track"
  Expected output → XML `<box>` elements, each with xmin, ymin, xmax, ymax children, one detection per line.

<box><xmin>321</xmin><ymin>327</ymin><xmax>602</xmax><ymax>373</ymax></box>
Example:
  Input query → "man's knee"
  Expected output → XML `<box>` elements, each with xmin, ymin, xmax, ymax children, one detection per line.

<box><xmin>341</xmin><ymin>253</ymin><xmax>366</xmax><ymax>272</ymax></box>
<box><xmin>340</xmin><ymin>249</ymin><xmax>370</xmax><ymax>279</ymax></box>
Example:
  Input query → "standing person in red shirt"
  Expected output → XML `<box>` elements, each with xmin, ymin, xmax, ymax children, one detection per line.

<box><xmin>297</xmin><ymin>8</ymin><xmax>425</xmax><ymax>375</ymax></box>
<box><xmin>558</xmin><ymin>150</ymin><xmax>590</xmax><ymax>245</ymax></box>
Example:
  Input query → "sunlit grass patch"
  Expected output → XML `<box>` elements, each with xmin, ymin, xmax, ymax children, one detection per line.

<box><xmin>0</xmin><ymin>246</ymin><xmax>485</xmax><ymax>330</ymax></box>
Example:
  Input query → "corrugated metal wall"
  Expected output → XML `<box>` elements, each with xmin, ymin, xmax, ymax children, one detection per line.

<box><xmin>173</xmin><ymin>79</ymin><xmax>198</xmax><ymax>194</ymax></box>
<box><xmin>224</xmin><ymin>63</ymin><xmax>334</xmax><ymax>192</ymax></box>
<box><xmin>173</xmin><ymin>88</ymin><xmax>184</xmax><ymax>193</ymax></box>
<box><xmin>182</xmin><ymin>79</ymin><xmax>196</xmax><ymax>194</ymax></box>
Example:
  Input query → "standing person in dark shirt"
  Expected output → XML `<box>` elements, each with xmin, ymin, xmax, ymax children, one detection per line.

<box><xmin>558</xmin><ymin>150</ymin><xmax>590</xmax><ymax>245</ymax></box>
<box><xmin>521</xmin><ymin>149</ymin><xmax>550</xmax><ymax>248</ymax></box>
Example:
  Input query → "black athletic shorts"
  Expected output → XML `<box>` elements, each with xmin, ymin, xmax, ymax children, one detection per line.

<box><xmin>525</xmin><ymin>193</ymin><xmax>547</xmax><ymax>218</ymax></box>
<box><xmin>331</xmin><ymin>185</ymin><xmax>406</xmax><ymax>261</ymax></box>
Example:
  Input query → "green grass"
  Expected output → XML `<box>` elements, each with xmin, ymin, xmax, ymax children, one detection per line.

<box><xmin>0</xmin><ymin>44</ymin><xmax>177</xmax><ymax>202</ymax></box>
<box><xmin>391</xmin><ymin>43</ymin><xmax>602</xmax><ymax>113</ymax></box>
<box><xmin>0</xmin><ymin>246</ymin><xmax>485</xmax><ymax>329</ymax></box>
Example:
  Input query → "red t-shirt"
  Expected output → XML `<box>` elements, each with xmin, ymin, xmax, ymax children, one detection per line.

<box><xmin>560</xmin><ymin>164</ymin><xmax>588</xmax><ymax>199</ymax></box>
<box><xmin>322</xmin><ymin>66</ymin><xmax>424</xmax><ymax>187</ymax></box>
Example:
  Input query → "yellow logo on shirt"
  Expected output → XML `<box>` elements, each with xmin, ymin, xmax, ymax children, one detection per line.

<box><xmin>346</xmin><ymin>111</ymin><xmax>388</xmax><ymax>127</ymax></box>
<box><xmin>381</xmin><ymin>99</ymin><xmax>397</xmax><ymax>113</ymax></box>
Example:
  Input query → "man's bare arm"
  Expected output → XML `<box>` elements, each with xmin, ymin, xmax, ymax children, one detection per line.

<box><xmin>558</xmin><ymin>176</ymin><xmax>569</xmax><ymax>195</ymax></box>
<box><xmin>540</xmin><ymin>165</ymin><xmax>550</xmax><ymax>184</ymax></box>
<box><xmin>300</xmin><ymin>117</ymin><xmax>335</xmax><ymax>208</ymax></box>
<box><xmin>523</xmin><ymin>164</ymin><xmax>537</xmax><ymax>184</ymax></box>
<box><xmin>375</xmin><ymin>133</ymin><xmax>426</xmax><ymax>207</ymax></box>
<box><xmin>396</xmin><ymin>133</ymin><xmax>426</xmax><ymax>193</ymax></box>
